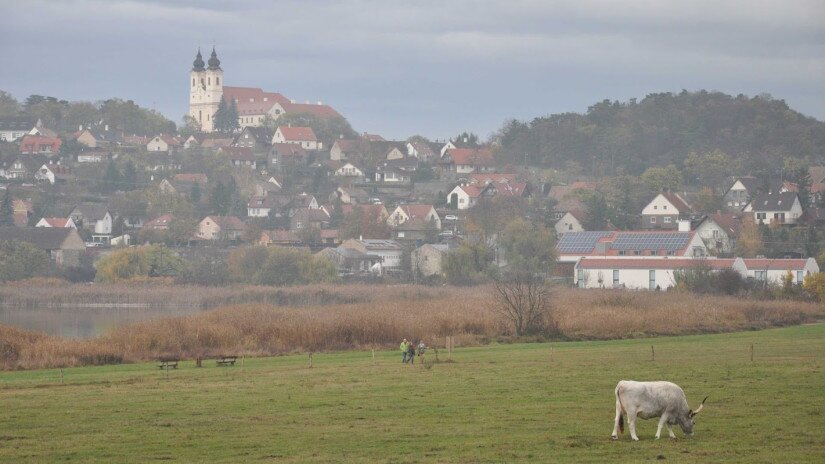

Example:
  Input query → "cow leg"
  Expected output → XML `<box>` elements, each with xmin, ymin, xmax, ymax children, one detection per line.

<box><xmin>655</xmin><ymin>414</ymin><xmax>668</xmax><ymax>439</ymax></box>
<box><xmin>666</xmin><ymin>424</ymin><xmax>676</xmax><ymax>439</ymax></box>
<box><xmin>611</xmin><ymin>397</ymin><xmax>622</xmax><ymax>439</ymax></box>
<box><xmin>627</xmin><ymin>410</ymin><xmax>639</xmax><ymax>441</ymax></box>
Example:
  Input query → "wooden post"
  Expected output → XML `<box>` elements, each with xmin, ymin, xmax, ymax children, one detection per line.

<box><xmin>60</xmin><ymin>368</ymin><xmax>64</xmax><ymax>384</ymax></box>
<box><xmin>749</xmin><ymin>343</ymin><xmax>754</xmax><ymax>362</ymax></box>
<box><xmin>372</xmin><ymin>349</ymin><xmax>376</xmax><ymax>365</ymax></box>
<box><xmin>308</xmin><ymin>352</ymin><xmax>313</xmax><ymax>368</ymax></box>
<box><xmin>651</xmin><ymin>345</ymin><xmax>655</xmax><ymax>362</ymax></box>
<box><xmin>549</xmin><ymin>345</ymin><xmax>553</xmax><ymax>362</ymax></box>
<box><xmin>196</xmin><ymin>356</ymin><xmax>202</xmax><ymax>368</ymax></box>
<box><xmin>242</xmin><ymin>355</ymin><xmax>245</xmax><ymax>368</ymax></box>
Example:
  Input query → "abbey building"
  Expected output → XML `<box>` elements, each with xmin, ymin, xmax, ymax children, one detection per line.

<box><xmin>188</xmin><ymin>48</ymin><xmax>341</xmax><ymax>132</ymax></box>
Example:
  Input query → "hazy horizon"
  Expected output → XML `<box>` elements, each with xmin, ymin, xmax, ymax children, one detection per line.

<box><xmin>1</xmin><ymin>0</ymin><xmax>823</xmax><ymax>140</ymax></box>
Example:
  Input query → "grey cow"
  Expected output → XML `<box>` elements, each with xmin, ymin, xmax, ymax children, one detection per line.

<box><xmin>611</xmin><ymin>380</ymin><xmax>707</xmax><ymax>441</ymax></box>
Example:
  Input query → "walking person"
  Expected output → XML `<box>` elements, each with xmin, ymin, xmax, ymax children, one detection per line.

<box><xmin>407</xmin><ymin>340</ymin><xmax>416</xmax><ymax>365</ymax></box>
<box><xmin>400</xmin><ymin>339</ymin><xmax>409</xmax><ymax>363</ymax></box>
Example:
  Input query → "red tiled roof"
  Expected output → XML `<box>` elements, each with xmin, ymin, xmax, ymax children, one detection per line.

<box><xmin>319</xmin><ymin>229</ymin><xmax>338</xmax><ymax>239</ymax></box>
<box><xmin>41</xmin><ymin>217</ymin><xmax>71</xmax><ymax>228</ymax></box>
<box><xmin>742</xmin><ymin>259</ymin><xmax>811</xmax><ymax>270</ymax></box>
<box><xmin>204</xmin><ymin>215</ymin><xmax>247</xmax><ymax>231</ymax></box>
<box><xmin>660</xmin><ymin>191</ymin><xmax>692</xmax><ymax>213</ymax></box>
<box><xmin>277</xmin><ymin>126</ymin><xmax>317</xmax><ymax>142</ymax></box>
<box><xmin>272</xmin><ymin>142</ymin><xmax>308</xmax><ymax>158</ymax></box>
<box><xmin>447</xmin><ymin>148</ymin><xmax>494</xmax><ymax>166</ymax></box>
<box><xmin>458</xmin><ymin>184</ymin><xmax>486</xmax><ymax>198</ymax></box>
<box><xmin>219</xmin><ymin>146</ymin><xmax>255</xmax><ymax>161</ymax></box>
<box><xmin>173</xmin><ymin>173</ymin><xmax>208</xmax><ymax>184</ymax></box>
<box><xmin>145</xmin><ymin>214</ymin><xmax>174</xmax><ymax>229</ymax></box>
<box><xmin>282</xmin><ymin>102</ymin><xmax>342</xmax><ymax>119</ymax></box>
<box><xmin>494</xmin><ymin>182</ymin><xmax>528</xmax><ymax>197</ymax></box>
<box><xmin>570</xmin><ymin>181</ymin><xmax>599</xmax><ymax>190</ymax></box>
<box><xmin>222</xmin><ymin>87</ymin><xmax>290</xmax><ymax>115</ymax></box>
<box><xmin>19</xmin><ymin>135</ymin><xmax>62</xmax><ymax>153</ymax></box>
<box><xmin>577</xmin><ymin>258</ymin><xmax>736</xmax><ymax>270</ymax></box>
<box><xmin>399</xmin><ymin>204</ymin><xmax>435</xmax><ymax>220</ymax></box>
<box><xmin>469</xmin><ymin>173</ymin><xmax>517</xmax><ymax>185</ymax></box>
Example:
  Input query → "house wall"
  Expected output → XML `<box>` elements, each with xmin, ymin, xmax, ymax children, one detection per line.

<box><xmin>412</xmin><ymin>246</ymin><xmax>444</xmax><ymax>276</ymax></box>
<box><xmin>749</xmin><ymin>200</ymin><xmax>803</xmax><ymax>225</ymax></box>
<box><xmin>696</xmin><ymin>220</ymin><xmax>735</xmax><ymax>255</ymax></box>
<box><xmin>723</xmin><ymin>181</ymin><xmax>750</xmax><ymax>211</ymax></box>
<box><xmin>554</xmin><ymin>212</ymin><xmax>583</xmax><ymax>236</ymax></box>
<box><xmin>76</xmin><ymin>131</ymin><xmax>99</xmax><ymax>148</ymax></box>
<box><xmin>448</xmin><ymin>187</ymin><xmax>472</xmax><ymax>210</ymax></box>
<box><xmin>197</xmin><ymin>218</ymin><xmax>221</xmax><ymax>240</ymax></box>
<box><xmin>575</xmin><ymin>267</ymin><xmax>679</xmax><ymax>290</ymax></box>
<box><xmin>147</xmin><ymin>138</ymin><xmax>169</xmax><ymax>152</ymax></box>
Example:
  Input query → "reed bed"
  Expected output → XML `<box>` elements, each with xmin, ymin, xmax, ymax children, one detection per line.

<box><xmin>1</xmin><ymin>286</ymin><xmax>823</xmax><ymax>370</ymax></box>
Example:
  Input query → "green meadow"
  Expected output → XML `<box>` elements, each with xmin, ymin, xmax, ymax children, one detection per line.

<box><xmin>1</xmin><ymin>324</ymin><xmax>824</xmax><ymax>463</ymax></box>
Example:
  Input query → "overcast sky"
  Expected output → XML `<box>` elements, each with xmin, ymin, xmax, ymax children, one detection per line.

<box><xmin>1</xmin><ymin>0</ymin><xmax>824</xmax><ymax>140</ymax></box>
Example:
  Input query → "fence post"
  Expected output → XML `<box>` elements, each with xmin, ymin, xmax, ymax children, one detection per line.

<box><xmin>308</xmin><ymin>352</ymin><xmax>313</xmax><ymax>369</ymax></box>
<box><xmin>60</xmin><ymin>368</ymin><xmax>64</xmax><ymax>384</ymax></box>
<box><xmin>372</xmin><ymin>349</ymin><xmax>376</xmax><ymax>365</ymax></box>
<box><xmin>651</xmin><ymin>345</ymin><xmax>655</xmax><ymax>362</ymax></box>
<box><xmin>749</xmin><ymin>343</ymin><xmax>754</xmax><ymax>362</ymax></box>
<box><xmin>549</xmin><ymin>345</ymin><xmax>553</xmax><ymax>362</ymax></box>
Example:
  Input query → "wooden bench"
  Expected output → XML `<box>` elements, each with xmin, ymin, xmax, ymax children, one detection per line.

<box><xmin>216</xmin><ymin>356</ymin><xmax>238</xmax><ymax>367</ymax></box>
<box><xmin>157</xmin><ymin>358</ymin><xmax>179</xmax><ymax>370</ymax></box>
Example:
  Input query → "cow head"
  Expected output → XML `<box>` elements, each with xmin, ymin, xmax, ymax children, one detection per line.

<box><xmin>680</xmin><ymin>396</ymin><xmax>708</xmax><ymax>435</ymax></box>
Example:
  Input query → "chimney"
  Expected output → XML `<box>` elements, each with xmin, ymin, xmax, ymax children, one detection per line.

<box><xmin>463</xmin><ymin>137</ymin><xmax>468</xmax><ymax>143</ymax></box>
<box><xmin>79</xmin><ymin>125</ymin><xmax>83</xmax><ymax>131</ymax></box>
<box><xmin>105</xmin><ymin>124</ymin><xmax>109</xmax><ymax>131</ymax></box>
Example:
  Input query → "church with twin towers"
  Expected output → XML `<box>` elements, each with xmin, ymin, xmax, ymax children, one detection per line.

<box><xmin>188</xmin><ymin>48</ymin><xmax>342</xmax><ymax>132</ymax></box>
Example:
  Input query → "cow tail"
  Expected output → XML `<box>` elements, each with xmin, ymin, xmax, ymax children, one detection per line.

<box><xmin>618</xmin><ymin>413</ymin><xmax>624</xmax><ymax>434</ymax></box>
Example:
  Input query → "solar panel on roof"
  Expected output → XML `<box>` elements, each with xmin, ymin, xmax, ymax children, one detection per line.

<box><xmin>558</xmin><ymin>231</ymin><xmax>612</xmax><ymax>254</ymax></box>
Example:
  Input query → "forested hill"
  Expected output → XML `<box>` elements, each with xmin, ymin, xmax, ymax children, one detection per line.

<box><xmin>495</xmin><ymin>91</ymin><xmax>825</xmax><ymax>176</ymax></box>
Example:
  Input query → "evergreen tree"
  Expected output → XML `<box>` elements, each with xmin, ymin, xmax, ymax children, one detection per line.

<box><xmin>101</xmin><ymin>160</ymin><xmax>122</xmax><ymax>193</ymax></box>
<box><xmin>190</xmin><ymin>181</ymin><xmax>202</xmax><ymax>204</ymax></box>
<box><xmin>795</xmin><ymin>167</ymin><xmax>812</xmax><ymax>209</ymax></box>
<box><xmin>213</xmin><ymin>97</ymin><xmax>229</xmax><ymax>133</ymax></box>
<box><xmin>122</xmin><ymin>160</ymin><xmax>137</xmax><ymax>189</ymax></box>
<box><xmin>0</xmin><ymin>189</ymin><xmax>14</xmax><ymax>226</ymax></box>
<box><xmin>227</xmin><ymin>99</ymin><xmax>240</xmax><ymax>132</ymax></box>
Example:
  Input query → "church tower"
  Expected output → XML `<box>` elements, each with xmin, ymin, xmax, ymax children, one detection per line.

<box><xmin>189</xmin><ymin>48</ymin><xmax>224</xmax><ymax>132</ymax></box>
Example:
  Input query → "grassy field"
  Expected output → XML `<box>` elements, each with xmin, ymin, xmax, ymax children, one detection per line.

<box><xmin>1</xmin><ymin>324</ymin><xmax>824</xmax><ymax>463</ymax></box>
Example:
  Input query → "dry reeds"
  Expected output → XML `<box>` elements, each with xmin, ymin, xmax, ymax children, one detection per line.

<box><xmin>1</xmin><ymin>286</ymin><xmax>823</xmax><ymax>370</ymax></box>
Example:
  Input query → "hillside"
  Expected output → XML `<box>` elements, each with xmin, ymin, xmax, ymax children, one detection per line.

<box><xmin>495</xmin><ymin>91</ymin><xmax>825</xmax><ymax>175</ymax></box>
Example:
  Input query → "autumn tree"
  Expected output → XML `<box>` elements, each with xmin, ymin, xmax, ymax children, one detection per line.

<box><xmin>735</xmin><ymin>217</ymin><xmax>764</xmax><ymax>258</ymax></box>
<box><xmin>0</xmin><ymin>241</ymin><xmax>50</xmax><ymax>282</ymax></box>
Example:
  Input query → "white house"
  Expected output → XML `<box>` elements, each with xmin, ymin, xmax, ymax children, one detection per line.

<box><xmin>641</xmin><ymin>191</ymin><xmax>692</xmax><ymax>230</ymax></box>
<box><xmin>334</xmin><ymin>162</ymin><xmax>365</xmax><ymax>178</ymax></box>
<box><xmin>741</xmin><ymin>258</ymin><xmax>819</xmax><ymax>285</ymax></box>
<box><xmin>743</xmin><ymin>192</ymin><xmax>803</xmax><ymax>225</ymax></box>
<box><xmin>247</xmin><ymin>195</ymin><xmax>279</xmax><ymax>218</ymax></box>
<box><xmin>557</xmin><ymin>230</ymin><xmax>708</xmax><ymax>264</ymax></box>
<box><xmin>35</xmin><ymin>217</ymin><xmax>77</xmax><ymax>229</ymax></box>
<box><xmin>339</xmin><ymin>239</ymin><xmax>404</xmax><ymax>273</ymax></box>
<box><xmin>0</xmin><ymin>117</ymin><xmax>39</xmax><ymax>142</ymax></box>
<box><xmin>554</xmin><ymin>210</ymin><xmax>585</xmax><ymax>237</ymax></box>
<box><xmin>272</xmin><ymin>126</ymin><xmax>320</xmax><ymax>150</ymax></box>
<box><xmin>574</xmin><ymin>258</ymin><xmax>741</xmax><ymax>290</ymax></box>
<box><xmin>387</xmin><ymin>204</ymin><xmax>441</xmax><ymax>229</ymax></box>
<box><xmin>695</xmin><ymin>213</ymin><xmax>741</xmax><ymax>255</ymax></box>
<box><xmin>68</xmin><ymin>203</ymin><xmax>113</xmax><ymax>243</ymax></box>
<box><xmin>447</xmin><ymin>184</ymin><xmax>485</xmax><ymax>210</ymax></box>
<box><xmin>147</xmin><ymin>135</ymin><xmax>180</xmax><ymax>152</ymax></box>
<box><xmin>35</xmin><ymin>164</ymin><xmax>74</xmax><ymax>185</ymax></box>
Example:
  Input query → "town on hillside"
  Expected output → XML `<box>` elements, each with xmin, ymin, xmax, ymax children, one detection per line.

<box><xmin>1</xmin><ymin>49</ymin><xmax>824</xmax><ymax>288</ymax></box>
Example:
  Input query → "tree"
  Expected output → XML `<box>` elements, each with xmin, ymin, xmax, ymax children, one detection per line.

<box><xmin>227</xmin><ymin>99</ymin><xmax>240</xmax><ymax>132</ymax></box>
<box><xmin>491</xmin><ymin>273</ymin><xmax>558</xmax><ymax>337</ymax></box>
<box><xmin>100</xmin><ymin>160</ymin><xmax>122</xmax><ymax>193</ymax></box>
<box><xmin>0</xmin><ymin>90</ymin><xmax>20</xmax><ymax>118</ymax></box>
<box><xmin>190</xmin><ymin>181</ymin><xmax>202</xmax><ymax>204</ymax></box>
<box><xmin>111</xmin><ymin>190</ymin><xmax>147</xmax><ymax>227</ymax></box>
<box><xmin>443</xmin><ymin>242</ymin><xmax>493</xmax><ymax>285</ymax></box>
<box><xmin>0</xmin><ymin>241</ymin><xmax>50</xmax><ymax>282</ymax></box>
<box><xmin>735</xmin><ymin>217</ymin><xmax>764</xmax><ymax>258</ymax></box>
<box><xmin>803</xmin><ymin>273</ymin><xmax>825</xmax><ymax>303</ymax></box>
<box><xmin>684</xmin><ymin>150</ymin><xmax>738</xmax><ymax>191</ymax></box>
<box><xmin>582</xmin><ymin>192</ymin><xmax>612</xmax><ymax>230</ymax></box>
<box><xmin>209</xmin><ymin>180</ymin><xmax>231</xmax><ymax>215</ymax></box>
<box><xmin>179</xmin><ymin>115</ymin><xmax>201</xmax><ymax>138</ymax></box>
<box><xmin>693</xmin><ymin>187</ymin><xmax>721</xmax><ymax>214</ymax></box>
<box><xmin>122</xmin><ymin>160</ymin><xmax>138</xmax><ymax>189</ymax></box>
<box><xmin>795</xmin><ymin>167</ymin><xmax>812</xmax><ymax>208</ymax></box>
<box><xmin>641</xmin><ymin>165</ymin><xmax>683</xmax><ymax>192</ymax></box>
<box><xmin>499</xmin><ymin>219</ymin><xmax>557</xmax><ymax>275</ymax></box>
<box><xmin>0</xmin><ymin>189</ymin><xmax>14</xmax><ymax>226</ymax></box>
<box><xmin>95</xmin><ymin>247</ymin><xmax>148</xmax><ymax>283</ymax></box>
<box><xmin>212</xmin><ymin>97</ymin><xmax>229</xmax><ymax>133</ymax></box>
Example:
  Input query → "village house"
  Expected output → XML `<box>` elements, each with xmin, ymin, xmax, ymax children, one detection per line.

<box><xmin>387</xmin><ymin>204</ymin><xmax>441</xmax><ymax>229</ymax></box>
<box><xmin>641</xmin><ymin>191</ymin><xmax>693</xmax><ymax>230</ymax></box>
<box><xmin>144</xmin><ymin>213</ymin><xmax>175</xmax><ymax>231</ymax></box>
<box><xmin>439</xmin><ymin>137</ymin><xmax>478</xmax><ymax>157</ymax></box>
<box><xmin>77</xmin><ymin>151</ymin><xmax>109</xmax><ymax>163</ymax></box>
<box><xmin>722</xmin><ymin>176</ymin><xmax>762</xmax><ymax>212</ymax></box>
<box><xmin>329</xmin><ymin>139</ymin><xmax>367</xmax><ymax>161</ymax></box>
<box><xmin>146</xmin><ymin>135</ymin><xmax>181</xmax><ymax>153</ymax></box>
<box><xmin>339</xmin><ymin>238</ymin><xmax>403</xmax><ymax>273</ymax></box>
<box><xmin>406</xmin><ymin>141</ymin><xmax>441</xmax><ymax>162</ymax></box>
<box><xmin>290</xmin><ymin>208</ymin><xmax>331</xmax><ymax>231</ymax></box>
<box><xmin>411</xmin><ymin>243</ymin><xmax>451</xmax><ymax>277</ymax></box>
<box><xmin>0</xmin><ymin>116</ymin><xmax>39</xmax><ymax>142</ymax></box>
<box><xmin>743</xmin><ymin>192</ymin><xmax>803</xmax><ymax>225</ymax></box>
<box><xmin>72</xmin><ymin>125</ymin><xmax>120</xmax><ymax>149</ymax></box>
<box><xmin>247</xmin><ymin>195</ymin><xmax>280</xmax><ymax>218</ymax></box>
<box><xmin>11</xmin><ymin>198</ymin><xmax>33</xmax><ymax>227</ymax></box>
<box><xmin>440</xmin><ymin>147</ymin><xmax>495</xmax><ymax>174</ymax></box>
<box><xmin>68</xmin><ymin>203</ymin><xmax>113</xmax><ymax>243</ymax></box>
<box><xmin>447</xmin><ymin>184</ymin><xmax>486</xmax><ymax>210</ymax></box>
<box><xmin>196</xmin><ymin>215</ymin><xmax>247</xmax><ymax>241</ymax></box>
<box><xmin>741</xmin><ymin>258</ymin><xmax>819</xmax><ymax>285</ymax></box>
<box><xmin>219</xmin><ymin>146</ymin><xmax>256</xmax><ymax>169</ymax></box>
<box><xmin>19</xmin><ymin>135</ymin><xmax>62</xmax><ymax>154</ymax></box>
<box><xmin>557</xmin><ymin>230</ymin><xmax>708</xmax><ymax>264</ymax></box>
<box><xmin>0</xmin><ymin>227</ymin><xmax>86</xmax><ymax>266</ymax></box>
<box><xmin>35</xmin><ymin>217</ymin><xmax>77</xmax><ymax>229</ymax></box>
<box><xmin>1</xmin><ymin>156</ymin><xmax>43</xmax><ymax>181</ymax></box>
<box><xmin>270</xmin><ymin>143</ymin><xmax>309</xmax><ymax>167</ymax></box>
<box><xmin>334</xmin><ymin>162</ymin><xmax>366</xmax><ymax>179</ymax></box>
<box><xmin>554</xmin><ymin>209</ymin><xmax>586</xmax><ymax>237</ymax></box>
<box><xmin>272</xmin><ymin>126</ymin><xmax>320</xmax><ymax>150</ymax></box>
<box><xmin>35</xmin><ymin>163</ymin><xmax>74</xmax><ymax>185</ymax></box>
<box><xmin>316</xmin><ymin>247</ymin><xmax>381</xmax><ymax>276</ymax></box>
<box><xmin>233</xmin><ymin>126</ymin><xmax>273</xmax><ymax>152</ymax></box>
<box><xmin>331</xmin><ymin>186</ymin><xmax>370</xmax><ymax>205</ymax></box>
<box><xmin>694</xmin><ymin>213</ymin><xmax>742</xmax><ymax>255</ymax></box>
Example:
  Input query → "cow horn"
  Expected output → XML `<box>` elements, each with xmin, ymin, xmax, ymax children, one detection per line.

<box><xmin>692</xmin><ymin>396</ymin><xmax>708</xmax><ymax>416</ymax></box>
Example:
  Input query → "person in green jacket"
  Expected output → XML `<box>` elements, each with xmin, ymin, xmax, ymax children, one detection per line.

<box><xmin>400</xmin><ymin>339</ymin><xmax>409</xmax><ymax>363</ymax></box>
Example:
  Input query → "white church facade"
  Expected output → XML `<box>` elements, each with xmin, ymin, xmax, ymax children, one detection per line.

<box><xmin>188</xmin><ymin>48</ymin><xmax>342</xmax><ymax>132</ymax></box>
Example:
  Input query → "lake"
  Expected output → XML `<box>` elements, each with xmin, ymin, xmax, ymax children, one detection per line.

<box><xmin>0</xmin><ymin>304</ymin><xmax>206</xmax><ymax>339</ymax></box>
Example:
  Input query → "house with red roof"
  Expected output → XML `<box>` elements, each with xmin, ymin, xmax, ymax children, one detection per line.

<box><xmin>641</xmin><ymin>191</ymin><xmax>693</xmax><ymax>230</ymax></box>
<box><xmin>557</xmin><ymin>230</ymin><xmax>708</xmax><ymax>264</ymax></box>
<box><xmin>144</xmin><ymin>214</ymin><xmax>175</xmax><ymax>230</ymax></box>
<box><xmin>440</xmin><ymin>147</ymin><xmax>495</xmax><ymax>174</ymax></box>
<box><xmin>35</xmin><ymin>217</ymin><xmax>78</xmax><ymax>229</ymax></box>
<box><xmin>387</xmin><ymin>204</ymin><xmax>441</xmax><ymax>229</ymax></box>
<box><xmin>446</xmin><ymin>184</ymin><xmax>488</xmax><ymax>210</ymax></box>
<box><xmin>218</xmin><ymin>146</ymin><xmax>256</xmax><ymax>169</ymax></box>
<box><xmin>35</xmin><ymin>163</ymin><xmax>75</xmax><ymax>185</ymax></box>
<box><xmin>147</xmin><ymin>135</ymin><xmax>181</xmax><ymax>153</ymax></box>
<box><xmin>695</xmin><ymin>213</ymin><xmax>742</xmax><ymax>255</ymax></box>
<box><xmin>19</xmin><ymin>135</ymin><xmax>61</xmax><ymax>155</ymax></box>
<box><xmin>196</xmin><ymin>215</ymin><xmax>247</xmax><ymax>241</ymax></box>
<box><xmin>272</xmin><ymin>126</ymin><xmax>320</xmax><ymax>150</ymax></box>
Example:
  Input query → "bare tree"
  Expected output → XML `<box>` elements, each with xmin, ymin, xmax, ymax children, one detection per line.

<box><xmin>491</xmin><ymin>274</ymin><xmax>558</xmax><ymax>337</ymax></box>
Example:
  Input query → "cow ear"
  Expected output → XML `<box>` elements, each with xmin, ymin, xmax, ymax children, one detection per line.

<box><xmin>688</xmin><ymin>409</ymin><xmax>695</xmax><ymax>418</ymax></box>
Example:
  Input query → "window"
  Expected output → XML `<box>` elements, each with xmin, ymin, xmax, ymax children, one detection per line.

<box><xmin>613</xmin><ymin>270</ymin><xmax>619</xmax><ymax>285</ymax></box>
<box><xmin>208</xmin><ymin>77</ymin><xmax>211</xmax><ymax>85</ymax></box>
<box><xmin>663</xmin><ymin>205</ymin><xmax>668</xmax><ymax>210</ymax></box>
<box><xmin>634</xmin><ymin>250</ymin><xmax>641</xmax><ymax>256</ymax></box>
<box><xmin>756</xmin><ymin>212</ymin><xmax>766</xmax><ymax>221</ymax></box>
<box><xmin>754</xmin><ymin>270</ymin><xmax>766</xmax><ymax>281</ymax></box>
<box><xmin>649</xmin><ymin>270</ymin><xmax>656</xmax><ymax>290</ymax></box>
<box><xmin>192</xmin><ymin>78</ymin><xmax>195</xmax><ymax>87</ymax></box>
<box><xmin>577</xmin><ymin>269</ymin><xmax>585</xmax><ymax>288</ymax></box>
<box><xmin>664</xmin><ymin>217</ymin><xmax>672</xmax><ymax>223</ymax></box>
<box><xmin>618</xmin><ymin>250</ymin><xmax>626</xmax><ymax>256</ymax></box>
<box><xmin>797</xmin><ymin>271</ymin><xmax>803</xmax><ymax>284</ymax></box>
<box><xmin>650</xmin><ymin>217</ymin><xmax>656</xmax><ymax>223</ymax></box>
<box><xmin>216</xmin><ymin>77</ymin><xmax>220</xmax><ymax>85</ymax></box>
<box><xmin>712</xmin><ymin>230</ymin><xmax>719</xmax><ymax>238</ymax></box>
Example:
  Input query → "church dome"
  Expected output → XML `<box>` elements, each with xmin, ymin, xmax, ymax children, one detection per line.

<box><xmin>208</xmin><ymin>47</ymin><xmax>221</xmax><ymax>70</ymax></box>
<box><xmin>192</xmin><ymin>49</ymin><xmax>205</xmax><ymax>71</ymax></box>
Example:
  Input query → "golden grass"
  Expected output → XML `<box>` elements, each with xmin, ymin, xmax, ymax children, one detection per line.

<box><xmin>1</xmin><ymin>286</ymin><xmax>823</xmax><ymax>370</ymax></box>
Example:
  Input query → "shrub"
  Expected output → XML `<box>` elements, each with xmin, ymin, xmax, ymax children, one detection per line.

<box><xmin>804</xmin><ymin>273</ymin><xmax>825</xmax><ymax>303</ymax></box>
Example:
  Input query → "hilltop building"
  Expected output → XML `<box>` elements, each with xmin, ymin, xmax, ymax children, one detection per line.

<box><xmin>188</xmin><ymin>48</ymin><xmax>341</xmax><ymax>132</ymax></box>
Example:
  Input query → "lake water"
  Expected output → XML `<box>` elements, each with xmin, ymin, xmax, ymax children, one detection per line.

<box><xmin>0</xmin><ymin>305</ymin><xmax>206</xmax><ymax>339</ymax></box>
